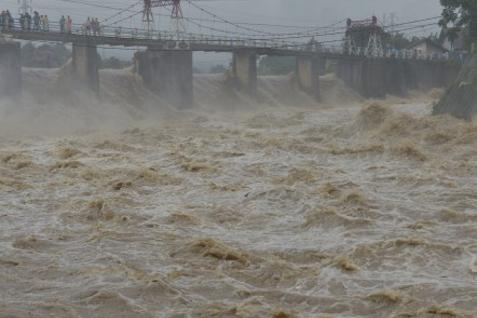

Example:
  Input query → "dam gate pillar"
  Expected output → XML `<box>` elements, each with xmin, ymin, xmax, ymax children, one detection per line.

<box><xmin>296</xmin><ymin>55</ymin><xmax>320</xmax><ymax>101</ymax></box>
<box><xmin>0</xmin><ymin>41</ymin><xmax>22</xmax><ymax>97</ymax></box>
<box><xmin>135</xmin><ymin>49</ymin><xmax>193</xmax><ymax>108</ymax></box>
<box><xmin>72</xmin><ymin>42</ymin><xmax>99</xmax><ymax>93</ymax></box>
<box><xmin>232</xmin><ymin>50</ymin><xmax>257</xmax><ymax>95</ymax></box>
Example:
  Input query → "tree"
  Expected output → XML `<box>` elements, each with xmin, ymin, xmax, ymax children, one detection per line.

<box><xmin>433</xmin><ymin>0</ymin><xmax>477</xmax><ymax>119</ymax></box>
<box><xmin>440</xmin><ymin>0</ymin><xmax>477</xmax><ymax>41</ymax></box>
<box><xmin>387</xmin><ymin>32</ymin><xmax>413</xmax><ymax>49</ymax></box>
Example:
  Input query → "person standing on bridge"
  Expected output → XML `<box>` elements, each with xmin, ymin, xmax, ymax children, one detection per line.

<box><xmin>60</xmin><ymin>15</ymin><xmax>66</xmax><ymax>33</ymax></box>
<box><xmin>6</xmin><ymin>11</ymin><xmax>13</xmax><ymax>31</ymax></box>
<box><xmin>25</xmin><ymin>12</ymin><xmax>31</xmax><ymax>31</ymax></box>
<box><xmin>93</xmin><ymin>18</ymin><xmax>101</xmax><ymax>36</ymax></box>
<box><xmin>86</xmin><ymin>17</ymin><xmax>92</xmax><ymax>35</ymax></box>
<box><xmin>19</xmin><ymin>14</ymin><xmax>25</xmax><ymax>31</ymax></box>
<box><xmin>0</xmin><ymin>11</ymin><xmax>6</xmax><ymax>32</ymax></box>
<box><xmin>42</xmin><ymin>15</ymin><xmax>49</xmax><ymax>32</ymax></box>
<box><xmin>33</xmin><ymin>11</ymin><xmax>40</xmax><ymax>31</ymax></box>
<box><xmin>91</xmin><ymin>18</ymin><xmax>97</xmax><ymax>36</ymax></box>
<box><xmin>66</xmin><ymin>16</ymin><xmax>72</xmax><ymax>34</ymax></box>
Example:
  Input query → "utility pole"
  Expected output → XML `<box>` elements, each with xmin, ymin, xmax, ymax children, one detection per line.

<box><xmin>18</xmin><ymin>0</ymin><xmax>33</xmax><ymax>15</ymax></box>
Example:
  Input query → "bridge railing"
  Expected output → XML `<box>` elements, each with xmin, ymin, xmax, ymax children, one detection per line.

<box><xmin>0</xmin><ymin>18</ymin><xmax>461</xmax><ymax>62</ymax></box>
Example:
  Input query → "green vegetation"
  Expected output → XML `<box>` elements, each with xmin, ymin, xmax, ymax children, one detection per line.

<box><xmin>433</xmin><ymin>0</ymin><xmax>477</xmax><ymax>119</ymax></box>
<box><xmin>440</xmin><ymin>0</ymin><xmax>477</xmax><ymax>41</ymax></box>
<box><xmin>387</xmin><ymin>32</ymin><xmax>439</xmax><ymax>49</ymax></box>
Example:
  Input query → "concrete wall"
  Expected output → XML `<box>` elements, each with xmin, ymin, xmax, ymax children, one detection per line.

<box><xmin>336</xmin><ymin>58</ymin><xmax>460</xmax><ymax>98</ymax></box>
<box><xmin>135</xmin><ymin>49</ymin><xmax>193</xmax><ymax>108</ymax></box>
<box><xmin>0</xmin><ymin>41</ymin><xmax>22</xmax><ymax>97</ymax></box>
<box><xmin>72</xmin><ymin>43</ymin><xmax>99</xmax><ymax>93</ymax></box>
<box><xmin>296</xmin><ymin>56</ymin><xmax>320</xmax><ymax>101</ymax></box>
<box><xmin>232</xmin><ymin>50</ymin><xmax>257</xmax><ymax>95</ymax></box>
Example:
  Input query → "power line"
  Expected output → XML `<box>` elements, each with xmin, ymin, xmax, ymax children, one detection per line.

<box><xmin>49</xmin><ymin>0</ymin><xmax>128</xmax><ymax>11</ymax></box>
<box><xmin>185</xmin><ymin>0</ymin><xmax>275</xmax><ymax>35</ymax></box>
<box><xmin>101</xmin><ymin>1</ymin><xmax>143</xmax><ymax>24</ymax></box>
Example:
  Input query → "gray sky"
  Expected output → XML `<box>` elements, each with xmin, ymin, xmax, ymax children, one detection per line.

<box><xmin>5</xmin><ymin>0</ymin><xmax>442</xmax><ymax>32</ymax></box>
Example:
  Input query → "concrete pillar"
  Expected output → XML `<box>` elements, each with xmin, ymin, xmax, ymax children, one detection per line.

<box><xmin>0</xmin><ymin>41</ymin><xmax>22</xmax><ymax>97</ymax></box>
<box><xmin>72</xmin><ymin>43</ymin><xmax>99</xmax><ymax>93</ymax></box>
<box><xmin>296</xmin><ymin>55</ymin><xmax>320</xmax><ymax>101</ymax></box>
<box><xmin>232</xmin><ymin>50</ymin><xmax>257</xmax><ymax>95</ymax></box>
<box><xmin>135</xmin><ymin>49</ymin><xmax>193</xmax><ymax>108</ymax></box>
<box><xmin>337</xmin><ymin>57</ymin><xmax>460</xmax><ymax>98</ymax></box>
<box><xmin>383</xmin><ymin>59</ymin><xmax>407</xmax><ymax>96</ymax></box>
<box><xmin>336</xmin><ymin>59</ymin><xmax>364</xmax><ymax>94</ymax></box>
<box><xmin>336</xmin><ymin>58</ymin><xmax>387</xmax><ymax>98</ymax></box>
<box><xmin>361</xmin><ymin>59</ymin><xmax>387</xmax><ymax>98</ymax></box>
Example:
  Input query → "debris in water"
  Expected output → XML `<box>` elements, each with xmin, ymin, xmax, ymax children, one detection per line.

<box><xmin>335</xmin><ymin>256</ymin><xmax>360</xmax><ymax>272</ymax></box>
<box><xmin>55</xmin><ymin>147</ymin><xmax>81</xmax><ymax>160</ymax></box>
<box><xmin>367</xmin><ymin>289</ymin><xmax>404</xmax><ymax>303</ymax></box>
<box><xmin>50</xmin><ymin>160</ymin><xmax>84</xmax><ymax>171</ymax></box>
<box><xmin>189</xmin><ymin>238</ymin><xmax>249</xmax><ymax>265</ymax></box>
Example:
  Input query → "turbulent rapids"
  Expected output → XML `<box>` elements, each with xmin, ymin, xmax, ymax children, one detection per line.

<box><xmin>0</xmin><ymin>68</ymin><xmax>476</xmax><ymax>317</ymax></box>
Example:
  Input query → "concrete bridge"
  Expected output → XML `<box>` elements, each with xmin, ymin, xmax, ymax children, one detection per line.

<box><xmin>0</xmin><ymin>25</ymin><xmax>460</xmax><ymax>107</ymax></box>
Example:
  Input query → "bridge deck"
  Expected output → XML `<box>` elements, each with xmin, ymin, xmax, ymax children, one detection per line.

<box><xmin>2</xmin><ymin>30</ymin><xmax>317</xmax><ymax>56</ymax></box>
<box><xmin>0</xmin><ymin>28</ymin><xmax>455</xmax><ymax>63</ymax></box>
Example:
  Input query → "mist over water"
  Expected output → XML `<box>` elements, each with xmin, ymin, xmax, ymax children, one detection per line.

<box><xmin>0</xmin><ymin>67</ymin><xmax>476</xmax><ymax>317</ymax></box>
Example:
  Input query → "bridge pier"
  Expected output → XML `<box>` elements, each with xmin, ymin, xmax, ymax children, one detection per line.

<box><xmin>72</xmin><ymin>43</ymin><xmax>99</xmax><ymax>93</ymax></box>
<box><xmin>0</xmin><ymin>41</ymin><xmax>22</xmax><ymax>97</ymax></box>
<box><xmin>135</xmin><ymin>49</ymin><xmax>193</xmax><ymax>108</ymax></box>
<box><xmin>232</xmin><ymin>50</ymin><xmax>257</xmax><ymax>95</ymax></box>
<box><xmin>296</xmin><ymin>55</ymin><xmax>320</xmax><ymax>101</ymax></box>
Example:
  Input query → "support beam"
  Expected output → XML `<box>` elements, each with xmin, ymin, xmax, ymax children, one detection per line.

<box><xmin>296</xmin><ymin>55</ymin><xmax>320</xmax><ymax>101</ymax></box>
<box><xmin>0</xmin><ymin>41</ymin><xmax>22</xmax><ymax>97</ymax></box>
<box><xmin>72</xmin><ymin>42</ymin><xmax>99</xmax><ymax>93</ymax></box>
<box><xmin>232</xmin><ymin>50</ymin><xmax>257</xmax><ymax>95</ymax></box>
<box><xmin>135</xmin><ymin>49</ymin><xmax>193</xmax><ymax>108</ymax></box>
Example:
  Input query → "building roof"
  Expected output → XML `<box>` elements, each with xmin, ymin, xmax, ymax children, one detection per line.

<box><xmin>407</xmin><ymin>38</ymin><xmax>448</xmax><ymax>52</ymax></box>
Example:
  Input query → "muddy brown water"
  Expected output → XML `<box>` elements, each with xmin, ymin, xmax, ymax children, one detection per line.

<box><xmin>0</xmin><ymin>93</ymin><xmax>476</xmax><ymax>317</ymax></box>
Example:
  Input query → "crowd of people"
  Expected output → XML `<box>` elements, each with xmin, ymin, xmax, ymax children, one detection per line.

<box><xmin>59</xmin><ymin>15</ymin><xmax>73</xmax><ymax>33</ymax></box>
<box><xmin>1</xmin><ymin>10</ymin><xmax>103</xmax><ymax>36</ymax></box>
<box><xmin>20</xmin><ymin>12</ymin><xmax>51</xmax><ymax>32</ymax></box>
<box><xmin>0</xmin><ymin>10</ymin><xmax>14</xmax><ymax>31</ymax></box>
<box><xmin>81</xmin><ymin>17</ymin><xmax>101</xmax><ymax>36</ymax></box>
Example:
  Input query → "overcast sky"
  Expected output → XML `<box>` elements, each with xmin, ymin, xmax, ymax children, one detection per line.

<box><xmin>4</xmin><ymin>0</ymin><xmax>442</xmax><ymax>30</ymax></box>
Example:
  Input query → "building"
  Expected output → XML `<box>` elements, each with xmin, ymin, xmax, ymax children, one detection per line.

<box><xmin>407</xmin><ymin>38</ymin><xmax>447</xmax><ymax>58</ymax></box>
